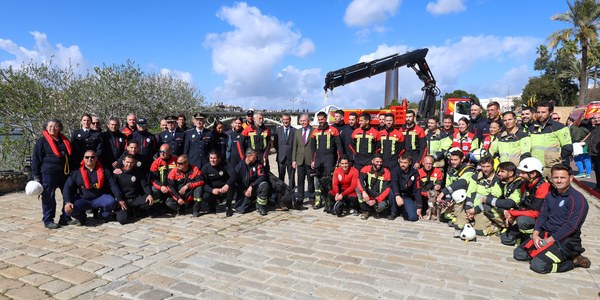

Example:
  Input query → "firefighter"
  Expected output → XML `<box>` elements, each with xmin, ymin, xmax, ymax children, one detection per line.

<box><xmin>424</xmin><ymin>117</ymin><xmax>451</xmax><ymax>169</ymax></box>
<box><xmin>417</xmin><ymin>155</ymin><xmax>444</xmax><ymax>217</ymax></box>
<box><xmin>489</xmin><ymin>111</ymin><xmax>531</xmax><ymax>166</ymax></box>
<box><xmin>448</xmin><ymin>117</ymin><xmax>480</xmax><ymax>158</ymax></box>
<box><xmin>199</xmin><ymin>151</ymin><xmax>236</xmax><ymax>217</ymax></box>
<box><xmin>165</xmin><ymin>154</ymin><xmax>204</xmax><ymax>215</ymax></box>
<box><xmin>455</xmin><ymin>155</ymin><xmax>502</xmax><ymax>237</ymax></box>
<box><xmin>63</xmin><ymin>150</ymin><xmax>119</xmax><ymax>225</ymax></box>
<box><xmin>481</xmin><ymin>120</ymin><xmax>501</xmax><ymax>152</ymax></box>
<box><xmin>310</xmin><ymin>111</ymin><xmax>343</xmax><ymax>209</ymax></box>
<box><xmin>332</xmin><ymin>110</ymin><xmax>354</xmax><ymax>164</ymax></box>
<box><xmin>121</xmin><ymin>113</ymin><xmax>137</xmax><ymax>138</ymax></box>
<box><xmin>100</xmin><ymin>117</ymin><xmax>126</xmax><ymax>170</ymax></box>
<box><xmin>157</xmin><ymin>115</ymin><xmax>186</xmax><ymax>156</ymax></box>
<box><xmin>389</xmin><ymin>154</ymin><xmax>422</xmax><ymax>221</ymax></box>
<box><xmin>130</xmin><ymin>117</ymin><xmax>157</xmax><ymax>171</ymax></box>
<box><xmin>501</xmin><ymin>157</ymin><xmax>551</xmax><ymax>246</ymax></box>
<box><xmin>519</xmin><ymin>106</ymin><xmax>535</xmax><ymax>133</ymax></box>
<box><xmin>436</xmin><ymin>150</ymin><xmax>475</xmax><ymax>224</ymax></box>
<box><xmin>184</xmin><ymin>113</ymin><xmax>213</xmax><ymax>170</ymax></box>
<box><xmin>513</xmin><ymin>165</ymin><xmax>590</xmax><ymax>274</ymax></box>
<box><xmin>401</xmin><ymin>110</ymin><xmax>426</xmax><ymax>169</ymax></box>
<box><xmin>149</xmin><ymin>143</ymin><xmax>178</xmax><ymax>216</ymax></box>
<box><xmin>70</xmin><ymin>113</ymin><xmax>103</xmax><ymax>171</ymax></box>
<box><xmin>350</xmin><ymin>112</ymin><xmax>381</xmax><ymax>171</ymax></box>
<box><xmin>348</xmin><ymin>112</ymin><xmax>359</xmax><ymax>130</ymax></box>
<box><xmin>114</xmin><ymin>140</ymin><xmax>145</xmax><ymax>172</ymax></box>
<box><xmin>242</xmin><ymin>112</ymin><xmax>271</xmax><ymax>170</ymax></box>
<box><xmin>232</xmin><ymin>148</ymin><xmax>271</xmax><ymax>216</ymax></box>
<box><xmin>113</xmin><ymin>154</ymin><xmax>154</xmax><ymax>224</ymax></box>
<box><xmin>441</xmin><ymin>114</ymin><xmax>458</xmax><ymax>136</ymax></box>
<box><xmin>480</xmin><ymin>162</ymin><xmax>523</xmax><ymax>232</ymax></box>
<box><xmin>226</xmin><ymin>117</ymin><xmax>245</xmax><ymax>167</ymax></box>
<box><xmin>379</xmin><ymin>113</ymin><xmax>405</xmax><ymax>171</ymax></box>
<box><xmin>325</xmin><ymin>155</ymin><xmax>359</xmax><ymax>217</ymax></box>
<box><xmin>529</xmin><ymin>101</ymin><xmax>572</xmax><ymax>179</ymax></box>
<box><xmin>357</xmin><ymin>154</ymin><xmax>391</xmax><ymax>220</ymax></box>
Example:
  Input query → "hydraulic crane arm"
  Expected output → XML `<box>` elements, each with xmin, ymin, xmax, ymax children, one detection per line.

<box><xmin>323</xmin><ymin>48</ymin><xmax>440</xmax><ymax>118</ymax></box>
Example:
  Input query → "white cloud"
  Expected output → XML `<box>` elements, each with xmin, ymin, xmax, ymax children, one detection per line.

<box><xmin>344</xmin><ymin>0</ymin><xmax>401</xmax><ymax>27</ymax></box>
<box><xmin>160</xmin><ymin>68</ymin><xmax>193</xmax><ymax>84</ymax></box>
<box><xmin>205</xmin><ymin>2</ymin><xmax>317</xmax><ymax>108</ymax></box>
<box><xmin>0</xmin><ymin>31</ymin><xmax>85</xmax><ymax>71</ymax></box>
<box><xmin>426</xmin><ymin>0</ymin><xmax>466</xmax><ymax>15</ymax></box>
<box><xmin>324</xmin><ymin>35</ymin><xmax>540</xmax><ymax>109</ymax></box>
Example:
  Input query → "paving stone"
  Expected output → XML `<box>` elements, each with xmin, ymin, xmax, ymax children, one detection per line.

<box><xmin>19</xmin><ymin>273</ymin><xmax>54</xmax><ymax>286</ymax></box>
<box><xmin>4</xmin><ymin>285</ymin><xmax>50</xmax><ymax>300</ymax></box>
<box><xmin>27</xmin><ymin>261</ymin><xmax>69</xmax><ymax>275</ymax></box>
<box><xmin>138</xmin><ymin>273</ymin><xmax>176</xmax><ymax>289</ymax></box>
<box><xmin>101</xmin><ymin>264</ymin><xmax>140</xmax><ymax>281</ymax></box>
<box><xmin>38</xmin><ymin>279</ymin><xmax>72</xmax><ymax>294</ymax></box>
<box><xmin>0</xmin><ymin>277</ymin><xmax>25</xmax><ymax>293</ymax></box>
<box><xmin>90</xmin><ymin>254</ymin><xmax>131</xmax><ymax>269</ymax></box>
<box><xmin>0</xmin><ymin>266</ymin><xmax>32</xmax><ymax>278</ymax></box>
<box><xmin>170</xmin><ymin>282</ymin><xmax>205</xmax><ymax>296</ymax></box>
<box><xmin>54</xmin><ymin>278</ymin><xmax>108</xmax><ymax>300</ymax></box>
<box><xmin>210</xmin><ymin>262</ymin><xmax>246</xmax><ymax>274</ymax></box>
<box><xmin>137</xmin><ymin>289</ymin><xmax>174</xmax><ymax>300</ymax></box>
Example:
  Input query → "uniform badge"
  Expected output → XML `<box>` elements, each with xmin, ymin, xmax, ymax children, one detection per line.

<box><xmin>137</xmin><ymin>161</ymin><xmax>142</xmax><ymax>167</ymax></box>
<box><xmin>119</xmin><ymin>138</ymin><xmax>123</xmax><ymax>142</ymax></box>
<box><xmin>253</xmin><ymin>167</ymin><xmax>256</xmax><ymax>172</ymax></box>
<box><xmin>410</xmin><ymin>176</ymin><xmax>415</xmax><ymax>181</ymax></box>
<box><xmin>164</xmin><ymin>135</ymin><xmax>168</xmax><ymax>139</ymax></box>
<box><xmin>192</xmin><ymin>134</ymin><xmax>196</xmax><ymax>138</ymax></box>
<box><xmin>146</xmin><ymin>138</ymin><xmax>150</xmax><ymax>142</ymax></box>
<box><xmin>219</xmin><ymin>171</ymin><xmax>223</xmax><ymax>176</ymax></box>
<box><xmin>78</xmin><ymin>134</ymin><xmax>81</xmax><ymax>138</ymax></box>
<box><xmin>338</xmin><ymin>174</ymin><xmax>342</xmax><ymax>181</ymax></box>
<box><xmin>559</xmin><ymin>199</ymin><xmax>565</xmax><ymax>207</ymax></box>
<box><xmin>131</xmin><ymin>176</ymin><xmax>136</xmax><ymax>182</ymax></box>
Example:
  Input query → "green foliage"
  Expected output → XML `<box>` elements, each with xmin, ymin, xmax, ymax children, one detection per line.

<box><xmin>383</xmin><ymin>99</ymin><xmax>401</xmax><ymax>109</ymax></box>
<box><xmin>520</xmin><ymin>75</ymin><xmax>578</xmax><ymax>107</ymax></box>
<box><xmin>441</xmin><ymin>90</ymin><xmax>479</xmax><ymax>102</ymax></box>
<box><xmin>0</xmin><ymin>60</ymin><xmax>204</xmax><ymax>170</ymax></box>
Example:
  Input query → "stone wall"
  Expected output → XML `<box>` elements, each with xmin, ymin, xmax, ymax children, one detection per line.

<box><xmin>0</xmin><ymin>171</ymin><xmax>27</xmax><ymax>195</ymax></box>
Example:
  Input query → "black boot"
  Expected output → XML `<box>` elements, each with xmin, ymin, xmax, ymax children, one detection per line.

<box><xmin>192</xmin><ymin>201</ymin><xmax>202</xmax><ymax>217</ymax></box>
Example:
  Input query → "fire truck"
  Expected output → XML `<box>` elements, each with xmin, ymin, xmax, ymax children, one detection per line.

<box><xmin>315</xmin><ymin>48</ymin><xmax>441</xmax><ymax>127</ymax></box>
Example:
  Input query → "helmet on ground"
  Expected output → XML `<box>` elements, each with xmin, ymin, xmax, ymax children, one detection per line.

<box><xmin>517</xmin><ymin>157</ymin><xmax>543</xmax><ymax>174</ymax></box>
<box><xmin>460</xmin><ymin>224</ymin><xmax>476</xmax><ymax>241</ymax></box>
<box><xmin>451</xmin><ymin>189</ymin><xmax>467</xmax><ymax>203</ymax></box>
<box><xmin>25</xmin><ymin>180</ymin><xmax>43</xmax><ymax>196</ymax></box>
<box><xmin>376</xmin><ymin>201</ymin><xmax>388</xmax><ymax>213</ymax></box>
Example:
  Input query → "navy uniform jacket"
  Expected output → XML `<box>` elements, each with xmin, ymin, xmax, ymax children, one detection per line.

<box><xmin>114</xmin><ymin>167</ymin><xmax>152</xmax><ymax>200</ymax></box>
<box><xmin>157</xmin><ymin>129</ymin><xmax>186</xmax><ymax>156</ymax></box>
<box><xmin>535</xmin><ymin>186</ymin><xmax>588</xmax><ymax>242</ymax></box>
<box><xmin>131</xmin><ymin>130</ymin><xmax>158</xmax><ymax>168</ymax></box>
<box><xmin>63</xmin><ymin>166</ymin><xmax>121</xmax><ymax>203</ymax></box>
<box><xmin>32</xmin><ymin>136</ymin><xmax>70</xmax><ymax>179</ymax></box>
<box><xmin>100</xmin><ymin>130</ymin><xmax>126</xmax><ymax>169</ymax></box>
<box><xmin>227</xmin><ymin>129</ymin><xmax>245</xmax><ymax>167</ymax></box>
<box><xmin>391</xmin><ymin>167</ymin><xmax>423</xmax><ymax>208</ymax></box>
<box><xmin>184</xmin><ymin>127</ymin><xmax>213</xmax><ymax>170</ymax></box>
<box><xmin>70</xmin><ymin>129</ymin><xmax>103</xmax><ymax>167</ymax></box>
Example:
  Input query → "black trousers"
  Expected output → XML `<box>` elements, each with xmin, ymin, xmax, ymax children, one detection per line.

<box><xmin>115</xmin><ymin>196</ymin><xmax>150</xmax><ymax>224</ymax></box>
<box><xmin>296</xmin><ymin>164</ymin><xmax>314</xmax><ymax>201</ymax></box>
<box><xmin>278</xmin><ymin>158</ymin><xmax>296</xmax><ymax>191</ymax></box>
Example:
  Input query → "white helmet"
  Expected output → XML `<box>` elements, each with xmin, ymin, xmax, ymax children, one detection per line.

<box><xmin>451</xmin><ymin>189</ymin><xmax>467</xmax><ymax>203</ymax></box>
<box><xmin>447</xmin><ymin>147</ymin><xmax>462</xmax><ymax>158</ymax></box>
<box><xmin>518</xmin><ymin>157</ymin><xmax>543</xmax><ymax>174</ymax></box>
<box><xmin>470</xmin><ymin>148</ymin><xmax>488</xmax><ymax>163</ymax></box>
<box><xmin>460</xmin><ymin>224</ymin><xmax>476</xmax><ymax>241</ymax></box>
<box><xmin>25</xmin><ymin>180</ymin><xmax>43</xmax><ymax>196</ymax></box>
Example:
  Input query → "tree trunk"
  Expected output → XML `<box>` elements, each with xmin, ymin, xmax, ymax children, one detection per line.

<box><xmin>580</xmin><ymin>39</ymin><xmax>589</xmax><ymax>105</ymax></box>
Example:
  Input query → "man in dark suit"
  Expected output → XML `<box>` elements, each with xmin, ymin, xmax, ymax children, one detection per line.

<box><xmin>291</xmin><ymin>114</ymin><xmax>313</xmax><ymax>209</ymax></box>
<box><xmin>274</xmin><ymin>113</ymin><xmax>296</xmax><ymax>192</ymax></box>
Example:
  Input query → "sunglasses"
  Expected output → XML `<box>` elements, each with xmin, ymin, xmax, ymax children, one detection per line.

<box><xmin>92</xmin><ymin>122</ymin><xmax>100</xmax><ymax>125</ymax></box>
<box><xmin>159</xmin><ymin>150</ymin><xmax>168</xmax><ymax>154</ymax></box>
<box><xmin>176</xmin><ymin>161</ymin><xmax>187</xmax><ymax>165</ymax></box>
<box><xmin>84</xmin><ymin>156</ymin><xmax>96</xmax><ymax>159</ymax></box>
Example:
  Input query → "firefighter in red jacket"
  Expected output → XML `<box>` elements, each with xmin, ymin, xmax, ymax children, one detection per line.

<box><xmin>326</xmin><ymin>155</ymin><xmax>359</xmax><ymax>217</ymax></box>
<box><xmin>165</xmin><ymin>154</ymin><xmax>204</xmax><ymax>215</ymax></box>
<box><xmin>358</xmin><ymin>154</ymin><xmax>391</xmax><ymax>220</ymax></box>
<box><xmin>379</xmin><ymin>113</ymin><xmax>405</xmax><ymax>171</ymax></box>
<box><xmin>149</xmin><ymin>144</ymin><xmax>178</xmax><ymax>216</ymax></box>
<box><xmin>501</xmin><ymin>157</ymin><xmax>551</xmax><ymax>246</ymax></box>
<box><xmin>418</xmin><ymin>155</ymin><xmax>444</xmax><ymax>216</ymax></box>
<box><xmin>401</xmin><ymin>110</ymin><xmax>426</xmax><ymax>169</ymax></box>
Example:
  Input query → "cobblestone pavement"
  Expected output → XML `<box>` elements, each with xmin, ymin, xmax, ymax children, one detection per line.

<box><xmin>1</xmin><ymin>185</ymin><xmax>600</xmax><ymax>300</ymax></box>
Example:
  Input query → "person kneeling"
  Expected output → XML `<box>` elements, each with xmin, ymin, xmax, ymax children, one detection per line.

<box><xmin>199</xmin><ymin>151</ymin><xmax>236</xmax><ymax>217</ymax></box>
<box><xmin>357</xmin><ymin>154</ymin><xmax>391</xmax><ymax>220</ymax></box>
<box><xmin>63</xmin><ymin>150</ymin><xmax>119</xmax><ymax>225</ymax></box>
<box><xmin>166</xmin><ymin>155</ymin><xmax>204</xmax><ymax>215</ymax></box>
<box><xmin>325</xmin><ymin>155</ymin><xmax>359</xmax><ymax>217</ymax></box>
<box><xmin>232</xmin><ymin>149</ymin><xmax>271</xmax><ymax>216</ymax></box>
<box><xmin>513</xmin><ymin>165</ymin><xmax>590</xmax><ymax>273</ymax></box>
<box><xmin>389</xmin><ymin>154</ymin><xmax>422</xmax><ymax>221</ymax></box>
<box><xmin>114</xmin><ymin>154</ymin><xmax>154</xmax><ymax>224</ymax></box>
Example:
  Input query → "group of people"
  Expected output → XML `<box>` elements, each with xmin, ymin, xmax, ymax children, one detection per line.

<box><xmin>31</xmin><ymin>100</ymin><xmax>591</xmax><ymax>274</ymax></box>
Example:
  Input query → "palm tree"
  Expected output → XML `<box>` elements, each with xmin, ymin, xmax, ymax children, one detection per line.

<box><xmin>549</xmin><ymin>0</ymin><xmax>600</xmax><ymax>105</ymax></box>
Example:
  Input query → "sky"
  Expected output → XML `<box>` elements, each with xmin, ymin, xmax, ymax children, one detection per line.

<box><xmin>0</xmin><ymin>0</ymin><xmax>572</xmax><ymax>111</ymax></box>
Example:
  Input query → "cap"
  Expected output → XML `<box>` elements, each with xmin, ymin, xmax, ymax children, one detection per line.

<box><xmin>246</xmin><ymin>110</ymin><xmax>254</xmax><ymax>116</ymax></box>
<box><xmin>137</xmin><ymin>117</ymin><xmax>147</xmax><ymax>125</ymax></box>
<box><xmin>193</xmin><ymin>113</ymin><xmax>207</xmax><ymax>119</ymax></box>
<box><xmin>165</xmin><ymin>115</ymin><xmax>177</xmax><ymax>122</ymax></box>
